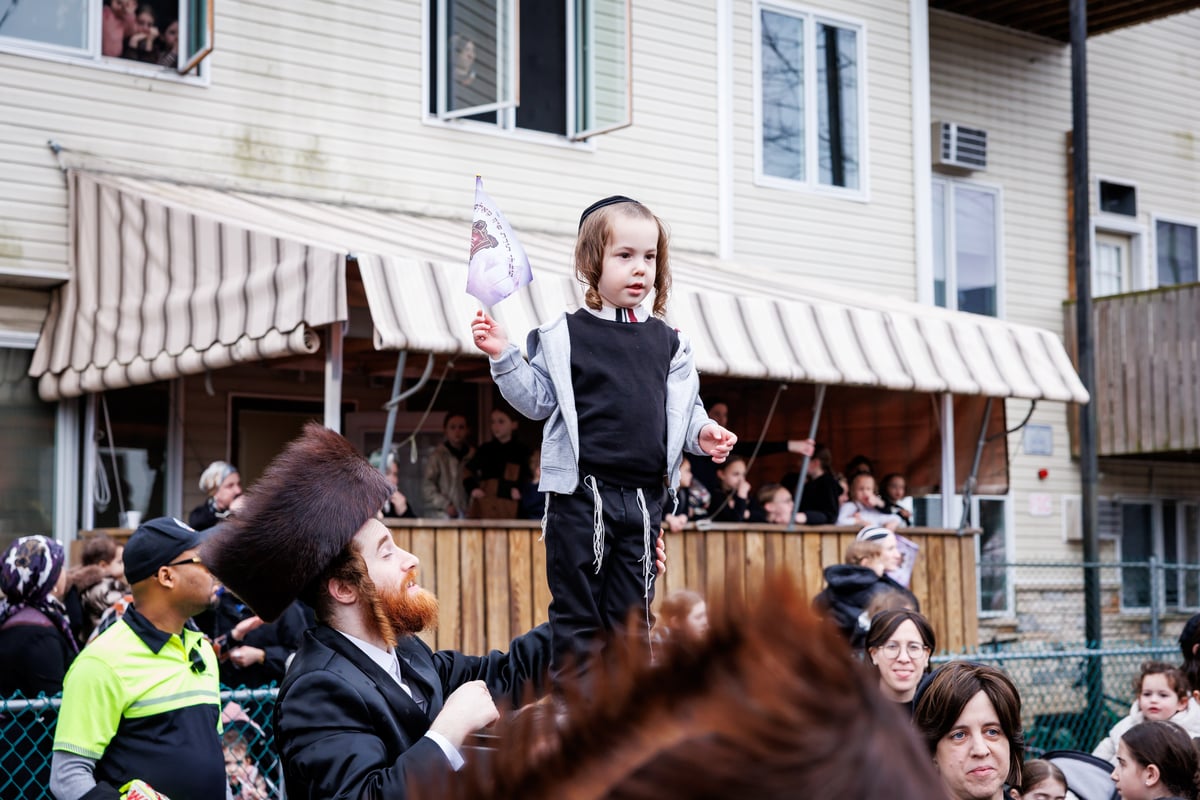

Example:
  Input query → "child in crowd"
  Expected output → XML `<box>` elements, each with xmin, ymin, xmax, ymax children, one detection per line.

<box><xmin>1008</xmin><ymin>759</ymin><xmax>1067</xmax><ymax>800</ymax></box>
<box><xmin>837</xmin><ymin>473</ymin><xmax>902</xmax><ymax>529</ymax></box>
<box><xmin>706</xmin><ymin>454</ymin><xmax>759</xmax><ymax>522</ymax></box>
<box><xmin>63</xmin><ymin>534</ymin><xmax>129</xmax><ymax>647</ymax></box>
<box><xmin>662</xmin><ymin>457</ymin><xmax>708</xmax><ymax>531</ymax></box>
<box><xmin>471</xmin><ymin>194</ymin><xmax>735</xmax><ymax>682</ymax></box>
<box><xmin>518</xmin><ymin>448</ymin><xmax>546</xmax><ymax>520</ymax></box>
<box><xmin>879</xmin><ymin>472</ymin><xmax>913</xmax><ymax>526</ymax></box>
<box><xmin>812</xmin><ymin>538</ymin><xmax>894</xmax><ymax>647</ymax></box>
<box><xmin>1093</xmin><ymin>661</ymin><xmax>1200</xmax><ymax>763</ymax></box>
<box><xmin>1111</xmin><ymin>720</ymin><xmax>1200</xmax><ymax>800</ymax></box>
<box><xmin>222</xmin><ymin>727</ymin><xmax>269</xmax><ymax>800</ymax></box>
<box><xmin>464</xmin><ymin>406</ymin><xmax>531</xmax><ymax>513</ymax></box>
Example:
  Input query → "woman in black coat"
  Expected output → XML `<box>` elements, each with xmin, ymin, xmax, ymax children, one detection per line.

<box><xmin>0</xmin><ymin>535</ymin><xmax>78</xmax><ymax>697</ymax></box>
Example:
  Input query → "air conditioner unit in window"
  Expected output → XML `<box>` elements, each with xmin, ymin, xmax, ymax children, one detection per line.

<box><xmin>934</xmin><ymin>122</ymin><xmax>987</xmax><ymax>171</ymax></box>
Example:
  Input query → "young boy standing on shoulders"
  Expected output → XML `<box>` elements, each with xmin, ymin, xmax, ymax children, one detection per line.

<box><xmin>471</xmin><ymin>195</ymin><xmax>736</xmax><ymax>683</ymax></box>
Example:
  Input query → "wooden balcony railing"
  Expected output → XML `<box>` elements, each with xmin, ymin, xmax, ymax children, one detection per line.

<box><xmin>1064</xmin><ymin>282</ymin><xmax>1200</xmax><ymax>457</ymax></box>
<box><xmin>386</xmin><ymin>520</ymin><xmax>980</xmax><ymax>654</ymax></box>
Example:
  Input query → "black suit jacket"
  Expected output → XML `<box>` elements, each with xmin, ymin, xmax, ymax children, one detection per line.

<box><xmin>275</xmin><ymin>623</ymin><xmax>551</xmax><ymax>799</ymax></box>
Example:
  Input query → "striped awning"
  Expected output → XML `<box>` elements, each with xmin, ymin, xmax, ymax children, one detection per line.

<box><xmin>30</xmin><ymin>169</ymin><xmax>1089</xmax><ymax>404</ymax></box>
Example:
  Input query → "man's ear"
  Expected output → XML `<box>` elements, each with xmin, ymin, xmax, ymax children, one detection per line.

<box><xmin>327</xmin><ymin>576</ymin><xmax>358</xmax><ymax>606</ymax></box>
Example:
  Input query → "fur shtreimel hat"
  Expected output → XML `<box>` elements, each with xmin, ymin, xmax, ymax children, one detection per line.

<box><xmin>201</xmin><ymin>422</ymin><xmax>393</xmax><ymax>622</ymax></box>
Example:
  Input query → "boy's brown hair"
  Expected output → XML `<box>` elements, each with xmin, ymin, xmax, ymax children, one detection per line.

<box><xmin>575</xmin><ymin>201</ymin><xmax>672</xmax><ymax>317</ymax></box>
<box><xmin>844</xmin><ymin>540</ymin><xmax>884</xmax><ymax>567</ymax></box>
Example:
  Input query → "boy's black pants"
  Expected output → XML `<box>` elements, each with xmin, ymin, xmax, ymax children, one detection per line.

<box><xmin>544</xmin><ymin>477</ymin><xmax>662</xmax><ymax>683</ymax></box>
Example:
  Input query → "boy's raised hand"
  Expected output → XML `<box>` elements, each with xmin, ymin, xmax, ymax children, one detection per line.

<box><xmin>699</xmin><ymin>423</ymin><xmax>737</xmax><ymax>463</ymax></box>
<box><xmin>471</xmin><ymin>310</ymin><xmax>508</xmax><ymax>357</ymax></box>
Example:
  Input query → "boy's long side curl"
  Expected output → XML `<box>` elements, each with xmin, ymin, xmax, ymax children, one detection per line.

<box><xmin>575</xmin><ymin>201</ymin><xmax>672</xmax><ymax>317</ymax></box>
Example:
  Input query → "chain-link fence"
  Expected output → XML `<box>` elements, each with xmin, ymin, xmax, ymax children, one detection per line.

<box><xmin>4</xmin><ymin>561</ymin><xmax>1199</xmax><ymax>793</ymax></box>
<box><xmin>0</xmin><ymin>686</ymin><xmax>281</xmax><ymax>800</ymax></box>
<box><xmin>955</xmin><ymin>559</ymin><xmax>1199</xmax><ymax>757</ymax></box>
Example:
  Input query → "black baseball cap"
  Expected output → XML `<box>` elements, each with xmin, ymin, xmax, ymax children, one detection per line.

<box><xmin>123</xmin><ymin>517</ymin><xmax>208</xmax><ymax>584</ymax></box>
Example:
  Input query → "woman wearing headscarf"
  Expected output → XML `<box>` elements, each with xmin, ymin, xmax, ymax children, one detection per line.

<box><xmin>0</xmin><ymin>535</ymin><xmax>78</xmax><ymax>697</ymax></box>
<box><xmin>189</xmin><ymin>460</ymin><xmax>244</xmax><ymax>531</ymax></box>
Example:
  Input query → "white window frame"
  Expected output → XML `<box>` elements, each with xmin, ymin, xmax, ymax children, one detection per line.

<box><xmin>931</xmin><ymin>176</ymin><xmax>1005</xmax><ymax>318</ymax></box>
<box><xmin>1090</xmin><ymin>219</ymin><xmax>1147</xmax><ymax>298</ymax></box>
<box><xmin>0</xmin><ymin>0</ymin><xmax>213</xmax><ymax>83</ymax></box>
<box><xmin>1116</xmin><ymin>498</ymin><xmax>1200</xmax><ymax>614</ymax></box>
<box><xmin>752</xmin><ymin>0</ymin><xmax>869</xmax><ymax>201</ymax></box>
<box><xmin>1149</xmin><ymin>213</ymin><xmax>1200</xmax><ymax>289</ymax></box>
<box><xmin>422</xmin><ymin>0</ymin><xmax>632</xmax><ymax>143</ymax></box>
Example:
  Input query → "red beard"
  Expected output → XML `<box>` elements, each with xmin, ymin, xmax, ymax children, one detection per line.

<box><xmin>363</xmin><ymin>570</ymin><xmax>440</xmax><ymax>647</ymax></box>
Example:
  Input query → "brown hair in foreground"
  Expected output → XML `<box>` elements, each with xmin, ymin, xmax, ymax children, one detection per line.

<box><xmin>415</xmin><ymin>572</ymin><xmax>943</xmax><ymax>800</ymax></box>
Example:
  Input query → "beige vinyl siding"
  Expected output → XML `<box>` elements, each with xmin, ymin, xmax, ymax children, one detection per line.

<box><xmin>730</xmin><ymin>0</ymin><xmax>916</xmax><ymax>296</ymax></box>
<box><xmin>1088</xmin><ymin>12</ymin><xmax>1200</xmax><ymax>272</ymax></box>
<box><xmin>931</xmin><ymin>11</ymin><xmax>1076</xmax><ymax>561</ymax></box>
<box><xmin>0</xmin><ymin>0</ymin><xmax>723</xmax><ymax>280</ymax></box>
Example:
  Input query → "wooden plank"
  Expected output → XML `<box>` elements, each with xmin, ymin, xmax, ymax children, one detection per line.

<box><xmin>1152</xmin><ymin>292</ymin><xmax>1170</xmax><ymax>452</ymax></box>
<box><xmin>1182</xmin><ymin>286</ymin><xmax>1198</xmax><ymax>449</ymax></box>
<box><xmin>820</xmin><ymin>532</ymin><xmax>841</xmax><ymax>572</ymax></box>
<box><xmin>960</xmin><ymin>536</ymin><xmax>978</xmax><ymax>651</ymax></box>
<box><xmin>532</xmin><ymin>532</ymin><xmax>551</xmax><ymax>627</ymax></box>
<box><xmin>705</xmin><ymin>532</ymin><xmax>726</xmax><ymax>611</ymax></box>
<box><xmin>763</xmin><ymin>531</ymin><xmax>784</xmax><ymax>577</ymax></box>
<box><xmin>800</xmin><ymin>533</ymin><xmax>822</xmax><ymax>598</ymax></box>
<box><xmin>508</xmin><ymin>529</ymin><xmax>533</xmax><ymax>638</ymax></box>
<box><xmin>1137</xmin><ymin>296</ymin><xmax>1153</xmax><ymax>453</ymax></box>
<box><xmin>744</xmin><ymin>531</ymin><xmax>766</xmax><ymax>603</ymax></box>
<box><xmin>460</xmin><ymin>529</ymin><xmax>486</xmax><ymax>654</ymax></box>
<box><xmin>725</xmin><ymin>533</ymin><xmax>746</xmax><ymax>608</ymax></box>
<box><xmin>435</xmin><ymin>528</ymin><xmax>461</xmax><ymax>651</ymax></box>
<box><xmin>909</xmin><ymin>533</ymin><xmax>929</xmax><ymax>608</ymax></box>
<box><xmin>482</xmin><ymin>529</ymin><xmax>508</xmax><ymax>651</ymax></box>
<box><xmin>685</xmin><ymin>530</ymin><xmax>705</xmax><ymax>593</ymax></box>
<box><xmin>942</xmin><ymin>538</ymin><xmax>965</xmax><ymax>653</ymax></box>
<box><xmin>923</xmin><ymin>536</ymin><xmax>947</xmax><ymax>653</ymax></box>
<box><xmin>1095</xmin><ymin>301</ymin><xmax>1116</xmax><ymax>455</ymax></box>
<box><xmin>410</xmin><ymin>528</ymin><xmax>438</xmax><ymax>650</ymax></box>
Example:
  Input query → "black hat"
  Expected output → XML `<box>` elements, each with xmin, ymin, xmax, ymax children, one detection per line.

<box><xmin>201</xmin><ymin>422</ymin><xmax>393</xmax><ymax>622</ymax></box>
<box><xmin>124</xmin><ymin>517</ymin><xmax>208</xmax><ymax>585</ymax></box>
<box><xmin>578</xmin><ymin>195</ymin><xmax>637</xmax><ymax>230</ymax></box>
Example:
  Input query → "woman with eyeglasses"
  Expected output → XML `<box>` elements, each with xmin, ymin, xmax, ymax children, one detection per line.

<box><xmin>865</xmin><ymin>609</ymin><xmax>936</xmax><ymax>716</ymax></box>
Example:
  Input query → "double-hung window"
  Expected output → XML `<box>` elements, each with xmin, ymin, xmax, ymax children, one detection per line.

<box><xmin>0</xmin><ymin>0</ymin><xmax>213</xmax><ymax>75</ymax></box>
<box><xmin>754</xmin><ymin>2</ymin><xmax>865</xmax><ymax>194</ymax></box>
<box><xmin>427</xmin><ymin>0</ymin><xmax>632</xmax><ymax>140</ymax></box>
<box><xmin>1154</xmin><ymin>218</ymin><xmax>1199</xmax><ymax>287</ymax></box>
<box><xmin>932</xmin><ymin>178</ymin><xmax>1002</xmax><ymax>317</ymax></box>
<box><xmin>1119</xmin><ymin>499</ymin><xmax>1200</xmax><ymax>612</ymax></box>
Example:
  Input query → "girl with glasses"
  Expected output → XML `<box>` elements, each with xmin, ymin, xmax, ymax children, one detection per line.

<box><xmin>865</xmin><ymin>609</ymin><xmax>935</xmax><ymax>716</ymax></box>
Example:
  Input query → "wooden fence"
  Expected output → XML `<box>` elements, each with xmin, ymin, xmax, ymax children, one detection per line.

<box><xmin>77</xmin><ymin>522</ymin><xmax>980</xmax><ymax>654</ymax></box>
<box><xmin>386</xmin><ymin>521</ymin><xmax>980</xmax><ymax>655</ymax></box>
<box><xmin>1064</xmin><ymin>282</ymin><xmax>1200</xmax><ymax>456</ymax></box>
